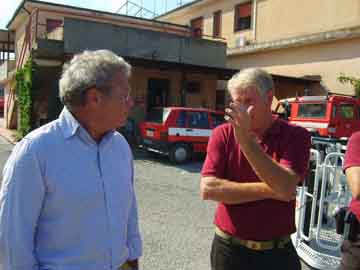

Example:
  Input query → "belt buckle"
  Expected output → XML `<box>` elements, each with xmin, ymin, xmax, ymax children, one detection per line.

<box><xmin>247</xmin><ymin>241</ymin><xmax>263</xmax><ymax>250</ymax></box>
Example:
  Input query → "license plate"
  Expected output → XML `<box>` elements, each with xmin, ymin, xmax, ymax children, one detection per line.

<box><xmin>146</xmin><ymin>130</ymin><xmax>154</xmax><ymax>137</ymax></box>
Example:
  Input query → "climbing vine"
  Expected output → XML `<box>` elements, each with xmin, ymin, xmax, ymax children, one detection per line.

<box><xmin>338</xmin><ymin>73</ymin><xmax>360</xmax><ymax>98</ymax></box>
<box><xmin>15</xmin><ymin>57</ymin><xmax>37</xmax><ymax>138</ymax></box>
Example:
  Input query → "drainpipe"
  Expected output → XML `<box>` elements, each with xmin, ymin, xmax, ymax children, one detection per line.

<box><xmin>253</xmin><ymin>0</ymin><xmax>257</xmax><ymax>41</ymax></box>
<box><xmin>180</xmin><ymin>71</ymin><xmax>186</xmax><ymax>106</ymax></box>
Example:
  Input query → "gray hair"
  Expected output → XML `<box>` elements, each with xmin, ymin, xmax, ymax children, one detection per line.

<box><xmin>227</xmin><ymin>68</ymin><xmax>274</xmax><ymax>96</ymax></box>
<box><xmin>59</xmin><ymin>49</ymin><xmax>131</xmax><ymax>109</ymax></box>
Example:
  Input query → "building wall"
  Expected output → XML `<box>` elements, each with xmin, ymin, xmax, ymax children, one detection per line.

<box><xmin>159</xmin><ymin>0</ymin><xmax>360</xmax><ymax>47</ymax></box>
<box><xmin>129</xmin><ymin>67</ymin><xmax>217</xmax><ymax>123</ymax></box>
<box><xmin>29</xmin><ymin>64</ymin><xmax>218</xmax><ymax>127</ymax></box>
<box><xmin>227</xmin><ymin>37</ymin><xmax>360</xmax><ymax>95</ymax></box>
<box><xmin>11</xmin><ymin>2</ymin><xmax>193</xmax><ymax>69</ymax></box>
<box><xmin>159</xmin><ymin>0</ymin><xmax>360</xmax><ymax>96</ymax></box>
<box><xmin>29</xmin><ymin>5</ymin><xmax>191</xmax><ymax>42</ymax></box>
<box><xmin>159</xmin><ymin>0</ymin><xmax>253</xmax><ymax>48</ymax></box>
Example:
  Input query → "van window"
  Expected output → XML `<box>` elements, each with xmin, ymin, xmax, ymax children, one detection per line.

<box><xmin>146</xmin><ymin>108</ymin><xmax>170</xmax><ymax>123</ymax></box>
<box><xmin>297</xmin><ymin>103</ymin><xmax>327</xmax><ymax>118</ymax></box>
<box><xmin>338</xmin><ymin>104</ymin><xmax>355</xmax><ymax>119</ymax></box>
<box><xmin>211</xmin><ymin>113</ymin><xmax>225</xmax><ymax>127</ymax></box>
<box><xmin>176</xmin><ymin>111</ymin><xmax>187</xmax><ymax>127</ymax></box>
<box><xmin>187</xmin><ymin>111</ymin><xmax>210</xmax><ymax>129</ymax></box>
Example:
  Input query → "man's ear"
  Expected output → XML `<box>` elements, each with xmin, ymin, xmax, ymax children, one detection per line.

<box><xmin>86</xmin><ymin>88</ymin><xmax>101</xmax><ymax>107</ymax></box>
<box><xmin>266</xmin><ymin>90</ymin><xmax>274</xmax><ymax>105</ymax></box>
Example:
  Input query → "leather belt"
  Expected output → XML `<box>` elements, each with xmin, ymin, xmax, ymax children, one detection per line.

<box><xmin>215</xmin><ymin>226</ymin><xmax>291</xmax><ymax>251</ymax></box>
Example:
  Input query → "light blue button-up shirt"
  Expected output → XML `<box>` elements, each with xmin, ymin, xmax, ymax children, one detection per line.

<box><xmin>0</xmin><ymin>108</ymin><xmax>142</xmax><ymax>270</ymax></box>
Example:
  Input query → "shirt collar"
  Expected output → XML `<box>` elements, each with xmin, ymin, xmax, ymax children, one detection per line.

<box><xmin>59</xmin><ymin>107</ymin><xmax>81</xmax><ymax>140</ymax></box>
<box><xmin>262</xmin><ymin>117</ymin><xmax>282</xmax><ymax>140</ymax></box>
<box><xmin>58</xmin><ymin>107</ymin><xmax>116</xmax><ymax>145</ymax></box>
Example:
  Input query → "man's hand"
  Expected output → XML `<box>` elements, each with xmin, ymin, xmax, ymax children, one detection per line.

<box><xmin>200</xmin><ymin>176</ymin><xmax>222</xmax><ymax>200</ymax></box>
<box><xmin>225</xmin><ymin>102</ymin><xmax>254</xmax><ymax>143</ymax></box>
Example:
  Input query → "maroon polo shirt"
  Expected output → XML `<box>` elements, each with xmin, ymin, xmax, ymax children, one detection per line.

<box><xmin>201</xmin><ymin>118</ymin><xmax>311</xmax><ymax>241</ymax></box>
<box><xmin>344</xmin><ymin>131</ymin><xmax>360</xmax><ymax>222</ymax></box>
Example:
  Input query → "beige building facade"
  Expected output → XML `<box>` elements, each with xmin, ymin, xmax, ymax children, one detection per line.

<box><xmin>158</xmin><ymin>0</ymin><xmax>360</xmax><ymax>95</ymax></box>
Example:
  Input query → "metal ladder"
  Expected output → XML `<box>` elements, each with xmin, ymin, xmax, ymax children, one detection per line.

<box><xmin>292</xmin><ymin>140</ymin><xmax>352</xmax><ymax>269</ymax></box>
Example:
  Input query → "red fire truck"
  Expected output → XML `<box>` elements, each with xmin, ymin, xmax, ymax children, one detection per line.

<box><xmin>276</xmin><ymin>95</ymin><xmax>360</xmax><ymax>139</ymax></box>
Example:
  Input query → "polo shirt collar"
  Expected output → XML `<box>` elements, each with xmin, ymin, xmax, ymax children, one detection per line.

<box><xmin>262</xmin><ymin>118</ymin><xmax>282</xmax><ymax>140</ymax></box>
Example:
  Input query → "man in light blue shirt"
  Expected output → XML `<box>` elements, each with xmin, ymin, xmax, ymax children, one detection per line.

<box><xmin>0</xmin><ymin>50</ymin><xmax>142</xmax><ymax>270</ymax></box>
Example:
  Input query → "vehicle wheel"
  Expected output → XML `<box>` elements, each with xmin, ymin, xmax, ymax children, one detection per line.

<box><xmin>169</xmin><ymin>143</ymin><xmax>192</xmax><ymax>164</ymax></box>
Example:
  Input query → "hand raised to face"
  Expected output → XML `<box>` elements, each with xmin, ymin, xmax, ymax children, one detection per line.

<box><xmin>225</xmin><ymin>101</ymin><xmax>254</xmax><ymax>134</ymax></box>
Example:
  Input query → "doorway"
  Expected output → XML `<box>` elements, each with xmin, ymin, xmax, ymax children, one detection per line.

<box><xmin>147</xmin><ymin>78</ymin><xmax>170</xmax><ymax>111</ymax></box>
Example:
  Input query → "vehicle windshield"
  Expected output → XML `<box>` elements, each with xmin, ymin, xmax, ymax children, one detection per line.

<box><xmin>146</xmin><ymin>108</ymin><xmax>170</xmax><ymax>123</ymax></box>
<box><xmin>297</xmin><ymin>103</ymin><xmax>327</xmax><ymax>118</ymax></box>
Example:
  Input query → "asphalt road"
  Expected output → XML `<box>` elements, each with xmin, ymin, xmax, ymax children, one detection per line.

<box><xmin>0</xmin><ymin>139</ymin><xmax>314</xmax><ymax>270</ymax></box>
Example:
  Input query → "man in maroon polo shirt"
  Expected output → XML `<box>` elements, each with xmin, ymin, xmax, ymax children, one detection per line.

<box><xmin>200</xmin><ymin>68</ymin><xmax>311</xmax><ymax>270</ymax></box>
<box><xmin>341</xmin><ymin>131</ymin><xmax>360</xmax><ymax>270</ymax></box>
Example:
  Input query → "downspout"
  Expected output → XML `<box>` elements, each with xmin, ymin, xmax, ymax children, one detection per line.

<box><xmin>253</xmin><ymin>0</ymin><xmax>257</xmax><ymax>41</ymax></box>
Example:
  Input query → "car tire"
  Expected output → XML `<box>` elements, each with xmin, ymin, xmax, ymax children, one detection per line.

<box><xmin>169</xmin><ymin>143</ymin><xmax>192</xmax><ymax>164</ymax></box>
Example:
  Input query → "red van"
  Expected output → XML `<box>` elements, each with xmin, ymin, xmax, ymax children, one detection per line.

<box><xmin>277</xmin><ymin>95</ymin><xmax>360</xmax><ymax>139</ymax></box>
<box><xmin>139</xmin><ymin>107</ymin><xmax>225</xmax><ymax>163</ymax></box>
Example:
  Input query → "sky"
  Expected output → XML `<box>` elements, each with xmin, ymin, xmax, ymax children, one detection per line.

<box><xmin>0</xmin><ymin>0</ymin><xmax>194</xmax><ymax>29</ymax></box>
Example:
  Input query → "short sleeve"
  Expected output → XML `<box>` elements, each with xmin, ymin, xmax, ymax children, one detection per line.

<box><xmin>279</xmin><ymin>127</ymin><xmax>311</xmax><ymax>180</ymax></box>
<box><xmin>201</xmin><ymin>126</ymin><xmax>227</xmax><ymax>178</ymax></box>
<box><xmin>344</xmin><ymin>131</ymin><xmax>360</xmax><ymax>170</ymax></box>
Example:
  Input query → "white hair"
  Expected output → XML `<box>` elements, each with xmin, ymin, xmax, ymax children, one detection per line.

<box><xmin>59</xmin><ymin>49</ymin><xmax>131</xmax><ymax>110</ymax></box>
<box><xmin>227</xmin><ymin>68</ymin><xmax>274</xmax><ymax>96</ymax></box>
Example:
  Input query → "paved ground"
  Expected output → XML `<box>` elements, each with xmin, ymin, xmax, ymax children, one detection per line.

<box><xmin>133</xmin><ymin>150</ymin><xmax>315</xmax><ymax>270</ymax></box>
<box><xmin>0</xmin><ymin>137</ymin><xmax>314</xmax><ymax>270</ymax></box>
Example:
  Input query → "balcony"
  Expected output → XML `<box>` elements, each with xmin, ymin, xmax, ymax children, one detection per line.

<box><xmin>29</xmin><ymin>11</ymin><xmax>226</xmax><ymax>68</ymax></box>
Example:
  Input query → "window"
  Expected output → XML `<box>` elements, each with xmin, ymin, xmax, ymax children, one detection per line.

<box><xmin>187</xmin><ymin>112</ymin><xmax>210</xmax><ymax>129</ymax></box>
<box><xmin>176</xmin><ymin>111</ymin><xmax>187</xmax><ymax>127</ymax></box>
<box><xmin>190</xmin><ymin>17</ymin><xmax>203</xmax><ymax>38</ymax></box>
<box><xmin>213</xmin><ymin>10</ymin><xmax>222</xmax><ymax>38</ymax></box>
<box><xmin>297</xmin><ymin>103</ymin><xmax>327</xmax><ymax>119</ymax></box>
<box><xmin>211</xmin><ymin>113</ymin><xmax>225</xmax><ymax>127</ymax></box>
<box><xmin>338</xmin><ymin>104</ymin><xmax>355</xmax><ymax>119</ymax></box>
<box><xmin>234</xmin><ymin>2</ymin><xmax>252</xmax><ymax>32</ymax></box>
<box><xmin>46</xmin><ymin>19</ymin><xmax>62</xmax><ymax>33</ymax></box>
<box><xmin>146</xmin><ymin>108</ymin><xmax>170</xmax><ymax>123</ymax></box>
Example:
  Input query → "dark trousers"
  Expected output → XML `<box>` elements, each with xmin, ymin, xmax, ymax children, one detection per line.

<box><xmin>340</xmin><ymin>239</ymin><xmax>360</xmax><ymax>270</ymax></box>
<box><xmin>210</xmin><ymin>234</ymin><xmax>301</xmax><ymax>270</ymax></box>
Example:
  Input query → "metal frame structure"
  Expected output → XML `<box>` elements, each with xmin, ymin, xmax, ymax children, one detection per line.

<box><xmin>292</xmin><ymin>139</ymin><xmax>352</xmax><ymax>269</ymax></box>
<box><xmin>115</xmin><ymin>0</ymin><xmax>189</xmax><ymax>19</ymax></box>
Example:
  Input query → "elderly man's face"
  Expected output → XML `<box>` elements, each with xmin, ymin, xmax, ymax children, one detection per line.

<box><xmin>229</xmin><ymin>86</ymin><xmax>272</xmax><ymax>132</ymax></box>
<box><xmin>100</xmin><ymin>71</ymin><xmax>134</xmax><ymax>129</ymax></box>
